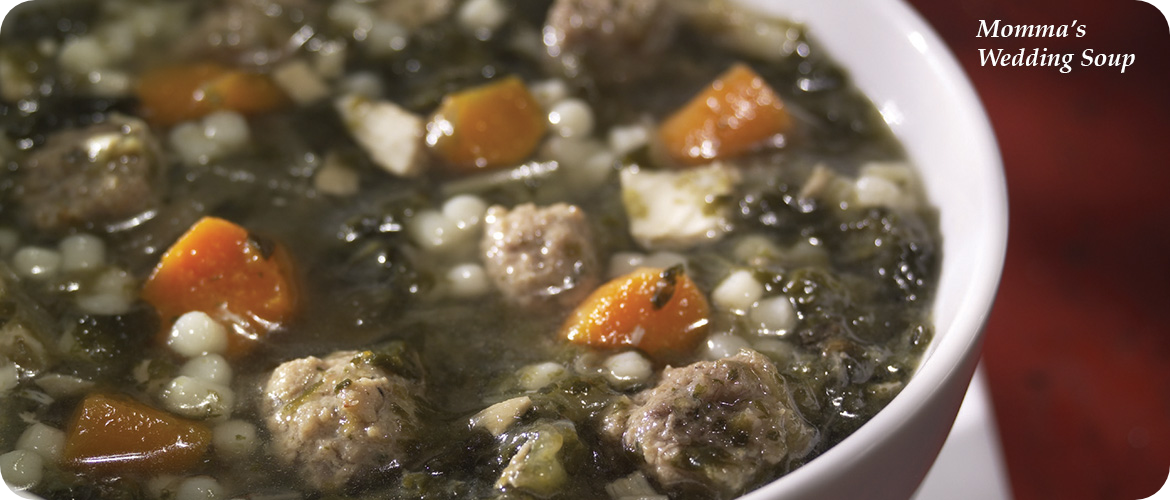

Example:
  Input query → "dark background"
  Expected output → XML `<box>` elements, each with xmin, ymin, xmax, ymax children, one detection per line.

<box><xmin>904</xmin><ymin>0</ymin><xmax>1170</xmax><ymax>498</ymax></box>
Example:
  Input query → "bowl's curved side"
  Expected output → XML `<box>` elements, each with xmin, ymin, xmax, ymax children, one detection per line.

<box><xmin>736</xmin><ymin>1</ymin><xmax>1009</xmax><ymax>499</ymax></box>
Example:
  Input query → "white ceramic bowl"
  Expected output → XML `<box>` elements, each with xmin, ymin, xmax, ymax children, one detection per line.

<box><xmin>0</xmin><ymin>1</ymin><xmax>1004</xmax><ymax>499</ymax></box>
<box><xmin>733</xmin><ymin>1</ymin><xmax>1008</xmax><ymax>498</ymax></box>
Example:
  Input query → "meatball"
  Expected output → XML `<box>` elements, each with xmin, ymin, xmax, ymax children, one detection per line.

<box><xmin>480</xmin><ymin>203</ymin><xmax>599</xmax><ymax>308</ymax></box>
<box><xmin>543</xmin><ymin>0</ymin><xmax>679</xmax><ymax>84</ymax></box>
<box><xmin>261</xmin><ymin>350</ymin><xmax>423</xmax><ymax>490</ymax></box>
<box><xmin>603</xmin><ymin>350</ymin><xmax>815</xmax><ymax>495</ymax></box>
<box><xmin>17</xmin><ymin>116</ymin><xmax>162</xmax><ymax>232</ymax></box>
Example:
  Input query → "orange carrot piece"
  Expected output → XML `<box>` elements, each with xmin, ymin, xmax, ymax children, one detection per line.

<box><xmin>427</xmin><ymin>76</ymin><xmax>547</xmax><ymax>171</ymax></box>
<box><xmin>142</xmin><ymin>216</ymin><xmax>298</xmax><ymax>357</ymax></box>
<box><xmin>63</xmin><ymin>393</ymin><xmax>211</xmax><ymax>474</ymax></box>
<box><xmin>561</xmin><ymin>266</ymin><xmax>710</xmax><ymax>362</ymax></box>
<box><xmin>658</xmin><ymin>63</ymin><xmax>791</xmax><ymax>166</ymax></box>
<box><xmin>137</xmin><ymin>62</ymin><xmax>289</xmax><ymax>126</ymax></box>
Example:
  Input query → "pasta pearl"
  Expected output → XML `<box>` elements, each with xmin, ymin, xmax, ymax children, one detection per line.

<box><xmin>59</xmin><ymin>233</ymin><xmax>106</xmax><ymax>272</ymax></box>
<box><xmin>442</xmin><ymin>195</ymin><xmax>488</xmax><ymax>231</ymax></box>
<box><xmin>518</xmin><ymin>362</ymin><xmax>566</xmax><ymax>391</ymax></box>
<box><xmin>0</xmin><ymin>449</ymin><xmax>43</xmax><ymax>490</ymax></box>
<box><xmin>711</xmin><ymin>270</ymin><xmax>764</xmax><ymax>313</ymax></box>
<box><xmin>180</xmin><ymin>354</ymin><xmax>233</xmax><ymax>386</ymax></box>
<box><xmin>752</xmin><ymin>295</ymin><xmax>797</xmax><ymax>334</ymax></box>
<box><xmin>447</xmin><ymin>263</ymin><xmax>489</xmax><ymax>298</ymax></box>
<box><xmin>15</xmin><ymin>423</ymin><xmax>65</xmax><ymax>463</ymax></box>
<box><xmin>212</xmin><ymin>420</ymin><xmax>258</xmax><ymax>459</ymax></box>
<box><xmin>548</xmin><ymin>98</ymin><xmax>594</xmax><ymax>138</ymax></box>
<box><xmin>603</xmin><ymin>351</ymin><xmax>653</xmax><ymax>388</ymax></box>
<box><xmin>12</xmin><ymin>247</ymin><xmax>62</xmax><ymax>280</ymax></box>
<box><xmin>529</xmin><ymin>79</ymin><xmax>569</xmax><ymax>110</ymax></box>
<box><xmin>409</xmin><ymin>209</ymin><xmax>458</xmax><ymax>251</ymax></box>
<box><xmin>201</xmin><ymin>111</ymin><xmax>250</xmax><ymax>153</ymax></box>
<box><xmin>167</xmin><ymin>312</ymin><xmax>229</xmax><ymax>358</ymax></box>
<box><xmin>161</xmin><ymin>376</ymin><xmax>235</xmax><ymax>421</ymax></box>
<box><xmin>607</xmin><ymin>123</ymin><xmax>650</xmax><ymax>157</ymax></box>
<box><xmin>174</xmin><ymin>476</ymin><xmax>224</xmax><ymax>500</ymax></box>
<box><xmin>77</xmin><ymin>293</ymin><xmax>133</xmax><ymax>316</ymax></box>
<box><xmin>704</xmin><ymin>333</ymin><xmax>751</xmax><ymax>360</ymax></box>
<box><xmin>458</xmin><ymin>0</ymin><xmax>508</xmax><ymax>35</ymax></box>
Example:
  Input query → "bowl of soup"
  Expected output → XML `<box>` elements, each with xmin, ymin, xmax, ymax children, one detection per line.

<box><xmin>0</xmin><ymin>0</ymin><xmax>1005</xmax><ymax>499</ymax></box>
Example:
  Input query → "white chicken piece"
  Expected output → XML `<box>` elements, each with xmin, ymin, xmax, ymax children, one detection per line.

<box><xmin>620</xmin><ymin>163</ymin><xmax>740</xmax><ymax>250</ymax></box>
<box><xmin>336</xmin><ymin>94</ymin><xmax>426</xmax><ymax>177</ymax></box>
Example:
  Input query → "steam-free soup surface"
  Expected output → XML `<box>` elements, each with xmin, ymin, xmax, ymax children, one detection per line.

<box><xmin>0</xmin><ymin>0</ymin><xmax>939</xmax><ymax>498</ymax></box>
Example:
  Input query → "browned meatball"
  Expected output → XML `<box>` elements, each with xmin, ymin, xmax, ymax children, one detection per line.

<box><xmin>480</xmin><ymin>203</ymin><xmax>600</xmax><ymax>308</ymax></box>
<box><xmin>603</xmin><ymin>350</ymin><xmax>815</xmax><ymax>495</ymax></box>
<box><xmin>261</xmin><ymin>350</ymin><xmax>423</xmax><ymax>490</ymax></box>
<box><xmin>17</xmin><ymin>116</ymin><xmax>162</xmax><ymax>232</ymax></box>
<box><xmin>543</xmin><ymin>0</ymin><xmax>679</xmax><ymax>84</ymax></box>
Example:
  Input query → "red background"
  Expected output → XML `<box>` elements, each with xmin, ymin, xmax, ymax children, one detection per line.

<box><xmin>904</xmin><ymin>1</ymin><xmax>1170</xmax><ymax>498</ymax></box>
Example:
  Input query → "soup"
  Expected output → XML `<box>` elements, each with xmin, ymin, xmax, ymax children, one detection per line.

<box><xmin>0</xmin><ymin>0</ymin><xmax>940</xmax><ymax>498</ymax></box>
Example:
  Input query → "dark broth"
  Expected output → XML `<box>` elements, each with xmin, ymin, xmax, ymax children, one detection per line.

<box><xmin>0</xmin><ymin>0</ymin><xmax>939</xmax><ymax>498</ymax></box>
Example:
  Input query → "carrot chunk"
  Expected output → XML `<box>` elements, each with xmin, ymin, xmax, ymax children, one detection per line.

<box><xmin>142</xmin><ymin>216</ymin><xmax>298</xmax><ymax>357</ymax></box>
<box><xmin>427</xmin><ymin>76</ymin><xmax>547</xmax><ymax>171</ymax></box>
<box><xmin>63</xmin><ymin>393</ymin><xmax>211</xmax><ymax>474</ymax></box>
<box><xmin>561</xmin><ymin>266</ymin><xmax>710</xmax><ymax>362</ymax></box>
<box><xmin>137</xmin><ymin>62</ymin><xmax>289</xmax><ymax>126</ymax></box>
<box><xmin>658</xmin><ymin>63</ymin><xmax>791</xmax><ymax>165</ymax></box>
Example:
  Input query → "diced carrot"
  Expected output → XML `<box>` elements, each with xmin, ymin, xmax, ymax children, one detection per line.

<box><xmin>561</xmin><ymin>266</ymin><xmax>710</xmax><ymax>362</ymax></box>
<box><xmin>427</xmin><ymin>76</ymin><xmax>547</xmax><ymax>171</ymax></box>
<box><xmin>658</xmin><ymin>63</ymin><xmax>791</xmax><ymax>166</ymax></box>
<box><xmin>63</xmin><ymin>393</ymin><xmax>211</xmax><ymax>474</ymax></box>
<box><xmin>137</xmin><ymin>62</ymin><xmax>289</xmax><ymax>126</ymax></box>
<box><xmin>142</xmin><ymin>216</ymin><xmax>298</xmax><ymax>357</ymax></box>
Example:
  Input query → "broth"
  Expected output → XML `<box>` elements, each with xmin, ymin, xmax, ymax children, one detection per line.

<box><xmin>0</xmin><ymin>0</ymin><xmax>939</xmax><ymax>498</ymax></box>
